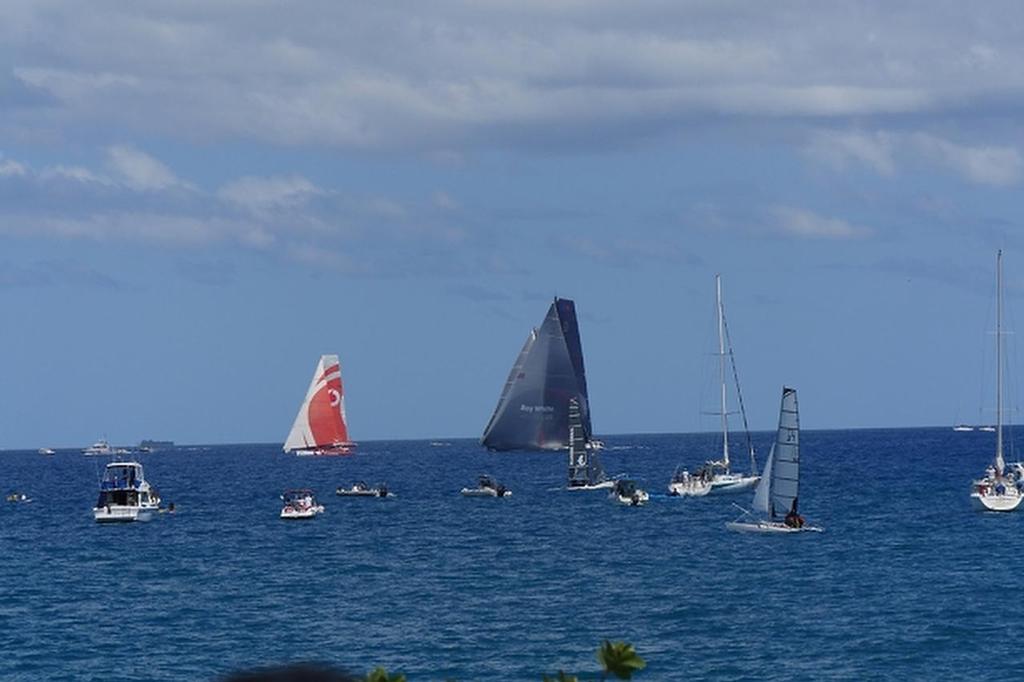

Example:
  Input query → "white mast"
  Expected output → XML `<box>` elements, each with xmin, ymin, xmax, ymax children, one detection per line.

<box><xmin>997</xmin><ymin>250</ymin><xmax>1005</xmax><ymax>475</ymax></box>
<box><xmin>717</xmin><ymin>274</ymin><xmax>730</xmax><ymax>470</ymax></box>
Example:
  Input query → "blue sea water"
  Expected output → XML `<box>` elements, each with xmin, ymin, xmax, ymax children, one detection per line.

<box><xmin>1</xmin><ymin>427</ymin><xmax>1021</xmax><ymax>681</ymax></box>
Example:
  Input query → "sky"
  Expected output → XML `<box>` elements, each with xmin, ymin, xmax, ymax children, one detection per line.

<box><xmin>2</xmin><ymin>1</ymin><xmax>1024</xmax><ymax>448</ymax></box>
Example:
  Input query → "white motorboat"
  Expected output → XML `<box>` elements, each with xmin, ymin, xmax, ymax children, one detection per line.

<box><xmin>978</xmin><ymin>425</ymin><xmax>997</xmax><ymax>433</ymax></box>
<box><xmin>82</xmin><ymin>439</ymin><xmax>114</xmax><ymax>456</ymax></box>
<box><xmin>38</xmin><ymin>447</ymin><xmax>55</xmax><ymax>456</ymax></box>
<box><xmin>679</xmin><ymin>275</ymin><xmax>760</xmax><ymax>495</ymax></box>
<box><xmin>280</xmin><ymin>489</ymin><xmax>325</xmax><ymax>519</ymax></box>
<box><xmin>336</xmin><ymin>481</ymin><xmax>393</xmax><ymax>498</ymax></box>
<box><xmin>93</xmin><ymin>461</ymin><xmax>161</xmax><ymax>523</ymax></box>
<box><xmin>6</xmin><ymin>492</ymin><xmax>32</xmax><ymax>503</ymax></box>
<box><xmin>970</xmin><ymin>252</ymin><xmax>1024</xmax><ymax>513</ymax></box>
<box><xmin>953</xmin><ymin>424</ymin><xmax>974</xmax><ymax>432</ymax></box>
<box><xmin>283</xmin><ymin>355</ymin><xmax>356</xmax><ymax>456</ymax></box>
<box><xmin>610</xmin><ymin>479</ymin><xmax>649</xmax><ymax>506</ymax></box>
<box><xmin>566</xmin><ymin>397</ymin><xmax>615</xmax><ymax>491</ymax></box>
<box><xmin>461</xmin><ymin>475</ymin><xmax>511</xmax><ymax>497</ymax></box>
<box><xmin>727</xmin><ymin>387</ymin><xmax>823</xmax><ymax>534</ymax></box>
<box><xmin>667</xmin><ymin>467</ymin><xmax>712</xmax><ymax>497</ymax></box>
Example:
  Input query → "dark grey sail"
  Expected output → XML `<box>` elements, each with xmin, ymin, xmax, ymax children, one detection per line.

<box><xmin>567</xmin><ymin>397</ymin><xmax>605</xmax><ymax>486</ymax></box>
<box><xmin>481</xmin><ymin>298</ymin><xmax>593</xmax><ymax>451</ymax></box>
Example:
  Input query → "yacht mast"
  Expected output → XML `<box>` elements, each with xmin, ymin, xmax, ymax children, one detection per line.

<box><xmin>997</xmin><ymin>250</ymin><xmax>1005</xmax><ymax>474</ymax></box>
<box><xmin>717</xmin><ymin>274</ymin><xmax>730</xmax><ymax>470</ymax></box>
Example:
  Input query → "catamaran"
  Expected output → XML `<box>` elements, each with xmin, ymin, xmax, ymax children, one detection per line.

<box><xmin>566</xmin><ymin>398</ymin><xmax>614</xmax><ymax>491</ymax></box>
<box><xmin>970</xmin><ymin>251</ymin><xmax>1024</xmax><ymax>512</ymax></box>
<box><xmin>673</xmin><ymin>275</ymin><xmax>759</xmax><ymax>495</ymax></box>
<box><xmin>481</xmin><ymin>297</ymin><xmax>595</xmax><ymax>451</ymax></box>
<box><xmin>283</xmin><ymin>354</ymin><xmax>355</xmax><ymax>456</ymax></box>
<box><xmin>727</xmin><ymin>386</ymin><xmax>822</xmax><ymax>533</ymax></box>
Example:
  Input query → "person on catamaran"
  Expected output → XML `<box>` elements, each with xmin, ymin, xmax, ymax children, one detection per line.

<box><xmin>784</xmin><ymin>501</ymin><xmax>805</xmax><ymax>528</ymax></box>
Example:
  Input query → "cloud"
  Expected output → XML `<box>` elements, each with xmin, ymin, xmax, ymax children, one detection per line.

<box><xmin>805</xmin><ymin>130</ymin><xmax>897</xmax><ymax>176</ymax></box>
<box><xmin>771</xmin><ymin>206</ymin><xmax>871</xmax><ymax>240</ymax></box>
<box><xmin>218</xmin><ymin>175</ymin><xmax>322</xmax><ymax>215</ymax></box>
<box><xmin>912</xmin><ymin>133</ymin><xmax>1022</xmax><ymax>186</ymax></box>
<box><xmin>106</xmin><ymin>145</ymin><xmax>186</xmax><ymax>191</ymax></box>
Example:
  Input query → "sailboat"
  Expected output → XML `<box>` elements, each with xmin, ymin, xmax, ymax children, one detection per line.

<box><xmin>481</xmin><ymin>297</ymin><xmax>594</xmax><ymax>451</ymax></box>
<box><xmin>283</xmin><ymin>354</ymin><xmax>355</xmax><ymax>456</ymax></box>
<box><xmin>727</xmin><ymin>386</ymin><xmax>822</xmax><ymax>533</ymax></box>
<box><xmin>677</xmin><ymin>275</ymin><xmax>759</xmax><ymax>495</ymax></box>
<box><xmin>567</xmin><ymin>398</ymin><xmax>614</xmax><ymax>490</ymax></box>
<box><xmin>970</xmin><ymin>251</ymin><xmax>1024</xmax><ymax>512</ymax></box>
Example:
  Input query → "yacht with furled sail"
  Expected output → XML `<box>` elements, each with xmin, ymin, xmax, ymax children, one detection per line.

<box><xmin>283</xmin><ymin>354</ymin><xmax>355</xmax><ymax>456</ymax></box>
<box><xmin>675</xmin><ymin>275</ymin><xmax>759</xmax><ymax>495</ymax></box>
<box><xmin>971</xmin><ymin>251</ymin><xmax>1024</xmax><ymax>512</ymax></box>
<box><xmin>566</xmin><ymin>397</ymin><xmax>614</xmax><ymax>491</ymax></box>
<box><xmin>727</xmin><ymin>386</ymin><xmax>822</xmax><ymax>533</ymax></box>
<box><xmin>93</xmin><ymin>461</ymin><xmax>161</xmax><ymax>523</ymax></box>
<box><xmin>481</xmin><ymin>297</ymin><xmax>594</xmax><ymax>451</ymax></box>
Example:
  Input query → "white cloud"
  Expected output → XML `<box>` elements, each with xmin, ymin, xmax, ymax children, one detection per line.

<box><xmin>106</xmin><ymin>145</ymin><xmax>184</xmax><ymax>191</ymax></box>
<box><xmin>912</xmin><ymin>133</ymin><xmax>1022</xmax><ymax>186</ymax></box>
<box><xmin>805</xmin><ymin>130</ymin><xmax>897</xmax><ymax>176</ymax></box>
<box><xmin>0</xmin><ymin>158</ymin><xmax>27</xmax><ymax>177</ymax></box>
<box><xmin>218</xmin><ymin>175</ymin><xmax>322</xmax><ymax>215</ymax></box>
<box><xmin>772</xmin><ymin>206</ymin><xmax>871</xmax><ymax>240</ymax></box>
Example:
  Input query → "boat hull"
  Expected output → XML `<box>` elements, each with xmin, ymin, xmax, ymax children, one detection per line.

<box><xmin>970</xmin><ymin>491</ymin><xmax>1024</xmax><ymax>512</ymax></box>
<box><xmin>566</xmin><ymin>480</ymin><xmax>615</xmax><ymax>492</ymax></box>
<box><xmin>336</xmin><ymin>488</ymin><xmax>392</xmax><ymax>498</ymax></box>
<box><xmin>726</xmin><ymin>520</ymin><xmax>823</xmax><ymax>534</ymax></box>
<box><xmin>667</xmin><ymin>481</ymin><xmax>712</xmax><ymax>497</ymax></box>
<box><xmin>707</xmin><ymin>474</ymin><xmax>760</xmax><ymax>495</ymax></box>
<box><xmin>612</xmin><ymin>491</ymin><xmax>650</xmax><ymax>506</ymax></box>
<box><xmin>280</xmin><ymin>505</ymin><xmax>324</xmax><ymax>520</ymax></box>
<box><xmin>460</xmin><ymin>488</ymin><xmax>511</xmax><ymax>497</ymax></box>
<box><xmin>94</xmin><ymin>505</ymin><xmax>157</xmax><ymax>523</ymax></box>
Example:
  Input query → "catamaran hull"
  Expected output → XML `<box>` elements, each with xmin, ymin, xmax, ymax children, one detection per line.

<box><xmin>726</xmin><ymin>520</ymin><xmax>823</xmax><ymax>534</ymax></box>
<box><xmin>970</xmin><ymin>491</ymin><xmax>1024</xmax><ymax>512</ymax></box>
<box><xmin>708</xmin><ymin>476</ymin><xmax>760</xmax><ymax>494</ymax></box>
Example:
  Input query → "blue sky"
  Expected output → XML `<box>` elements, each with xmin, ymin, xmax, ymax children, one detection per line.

<box><xmin>2</xmin><ymin>2</ymin><xmax>1023</xmax><ymax>447</ymax></box>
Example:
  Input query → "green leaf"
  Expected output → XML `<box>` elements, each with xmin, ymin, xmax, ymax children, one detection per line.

<box><xmin>542</xmin><ymin>672</ymin><xmax>578</xmax><ymax>682</ymax></box>
<box><xmin>366</xmin><ymin>667</ymin><xmax>407</xmax><ymax>682</ymax></box>
<box><xmin>596</xmin><ymin>640</ymin><xmax>646</xmax><ymax>680</ymax></box>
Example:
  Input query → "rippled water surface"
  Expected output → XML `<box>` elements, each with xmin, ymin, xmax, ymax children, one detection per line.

<box><xmin>2</xmin><ymin>428</ymin><xmax>1021</xmax><ymax>680</ymax></box>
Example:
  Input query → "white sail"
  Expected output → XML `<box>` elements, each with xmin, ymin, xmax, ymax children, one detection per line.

<box><xmin>283</xmin><ymin>354</ymin><xmax>349</xmax><ymax>452</ymax></box>
<box><xmin>752</xmin><ymin>444</ymin><xmax>774</xmax><ymax>515</ymax></box>
<box><xmin>770</xmin><ymin>387</ymin><xmax>800</xmax><ymax>519</ymax></box>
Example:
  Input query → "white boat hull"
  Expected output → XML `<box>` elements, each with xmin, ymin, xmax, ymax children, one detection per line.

<box><xmin>280</xmin><ymin>505</ymin><xmax>324</xmax><ymax>520</ymax></box>
<box><xmin>566</xmin><ymin>480</ymin><xmax>616</xmax><ymax>492</ymax></box>
<box><xmin>667</xmin><ymin>481</ymin><xmax>712</xmax><ymax>497</ymax></box>
<box><xmin>460</xmin><ymin>488</ymin><xmax>511</xmax><ymax>497</ymax></box>
<box><xmin>970</xmin><ymin>490</ymin><xmax>1024</xmax><ymax>512</ymax></box>
<box><xmin>336</xmin><ymin>488</ymin><xmax>393</xmax><ymax>498</ymax></box>
<box><xmin>612</xmin><ymin>491</ymin><xmax>650</xmax><ymax>506</ymax></box>
<box><xmin>726</xmin><ymin>520</ymin><xmax>823</xmax><ymax>533</ymax></box>
<box><xmin>94</xmin><ymin>504</ymin><xmax>157</xmax><ymax>523</ymax></box>
<box><xmin>707</xmin><ymin>474</ymin><xmax>760</xmax><ymax>494</ymax></box>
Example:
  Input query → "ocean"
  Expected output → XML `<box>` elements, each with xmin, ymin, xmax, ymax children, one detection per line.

<box><xmin>1</xmin><ymin>427</ymin><xmax>1019</xmax><ymax>680</ymax></box>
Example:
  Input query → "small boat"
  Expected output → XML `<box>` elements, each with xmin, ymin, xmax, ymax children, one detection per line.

<box><xmin>970</xmin><ymin>251</ymin><xmax>1024</xmax><ymax>512</ymax></box>
<box><xmin>336</xmin><ymin>481</ymin><xmax>393</xmax><ymax>498</ymax></box>
<box><xmin>680</xmin><ymin>276</ymin><xmax>760</xmax><ymax>495</ymax></box>
<box><xmin>978</xmin><ymin>425</ymin><xmax>997</xmax><ymax>433</ymax></box>
<box><xmin>283</xmin><ymin>355</ymin><xmax>356</xmax><ymax>456</ymax></box>
<box><xmin>6</xmin><ymin>492</ymin><xmax>32</xmax><ymax>503</ymax></box>
<box><xmin>667</xmin><ymin>466</ymin><xmax>712</xmax><ymax>497</ymax></box>
<box><xmin>567</xmin><ymin>398</ymin><xmax>615</xmax><ymax>491</ymax></box>
<box><xmin>38</xmin><ymin>448</ymin><xmax>55</xmax><ymax>456</ymax></box>
<box><xmin>93</xmin><ymin>461</ymin><xmax>161</xmax><ymax>523</ymax></box>
<box><xmin>280</xmin><ymin>489</ymin><xmax>325</xmax><ymax>519</ymax></box>
<box><xmin>460</xmin><ymin>475</ymin><xmax>512</xmax><ymax>497</ymax></box>
<box><xmin>82</xmin><ymin>439</ymin><xmax>114</xmax><ymax>456</ymax></box>
<box><xmin>953</xmin><ymin>424</ymin><xmax>974</xmax><ymax>432</ymax></box>
<box><xmin>610</xmin><ymin>479</ymin><xmax>649</xmax><ymax>506</ymax></box>
<box><xmin>727</xmin><ymin>386</ymin><xmax>823</xmax><ymax>534</ymax></box>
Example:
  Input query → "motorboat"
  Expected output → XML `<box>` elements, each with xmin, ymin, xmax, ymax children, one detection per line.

<box><xmin>82</xmin><ymin>439</ymin><xmax>114</xmax><ymax>456</ymax></box>
<box><xmin>727</xmin><ymin>387</ymin><xmax>823</xmax><ymax>534</ymax></box>
<box><xmin>6</xmin><ymin>492</ymin><xmax>32</xmax><ymax>503</ymax></box>
<box><xmin>38</xmin><ymin>448</ymin><xmax>55</xmax><ymax>456</ymax></box>
<box><xmin>280</xmin><ymin>489</ymin><xmax>325</xmax><ymax>519</ymax></box>
<box><xmin>336</xmin><ymin>481</ymin><xmax>393</xmax><ymax>498</ymax></box>
<box><xmin>667</xmin><ymin>467</ymin><xmax>712</xmax><ymax>497</ymax></box>
<box><xmin>610</xmin><ymin>479</ymin><xmax>649</xmax><ymax>506</ymax></box>
<box><xmin>93</xmin><ymin>461</ymin><xmax>161</xmax><ymax>523</ymax></box>
<box><xmin>461</xmin><ymin>475</ymin><xmax>511</xmax><ymax>498</ymax></box>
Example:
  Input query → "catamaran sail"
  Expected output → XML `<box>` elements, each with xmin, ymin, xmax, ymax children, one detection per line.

<box><xmin>481</xmin><ymin>298</ymin><xmax>593</xmax><ymax>451</ymax></box>
<box><xmin>567</xmin><ymin>397</ymin><xmax>612</xmax><ymax>489</ymax></box>
<box><xmin>283</xmin><ymin>354</ymin><xmax>354</xmax><ymax>456</ymax></box>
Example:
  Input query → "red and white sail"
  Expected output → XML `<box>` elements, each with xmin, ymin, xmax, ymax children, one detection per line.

<box><xmin>284</xmin><ymin>355</ymin><xmax>353</xmax><ymax>454</ymax></box>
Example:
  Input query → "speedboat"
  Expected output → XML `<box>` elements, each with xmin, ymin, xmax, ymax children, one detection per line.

<box><xmin>336</xmin><ymin>481</ymin><xmax>393</xmax><ymax>498</ymax></box>
<box><xmin>93</xmin><ymin>461</ymin><xmax>161</xmax><ymax>523</ymax></box>
<box><xmin>82</xmin><ymin>439</ymin><xmax>114</xmax><ymax>456</ymax></box>
<box><xmin>280</xmin><ymin>489</ymin><xmax>325</xmax><ymax>519</ymax></box>
<box><xmin>610</xmin><ymin>479</ymin><xmax>649</xmax><ymax>506</ymax></box>
<box><xmin>461</xmin><ymin>475</ymin><xmax>511</xmax><ymax>498</ymax></box>
<box><xmin>6</xmin><ymin>492</ymin><xmax>32</xmax><ymax>503</ymax></box>
<box><xmin>667</xmin><ymin>467</ymin><xmax>712</xmax><ymax>497</ymax></box>
<box><xmin>38</xmin><ymin>448</ymin><xmax>55</xmax><ymax>456</ymax></box>
<box><xmin>953</xmin><ymin>424</ymin><xmax>974</xmax><ymax>432</ymax></box>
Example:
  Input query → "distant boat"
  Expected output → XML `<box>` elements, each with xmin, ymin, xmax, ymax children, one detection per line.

<box><xmin>461</xmin><ymin>475</ymin><xmax>512</xmax><ymax>497</ymax></box>
<box><xmin>481</xmin><ymin>297</ymin><xmax>593</xmax><ymax>452</ymax></box>
<box><xmin>566</xmin><ymin>397</ymin><xmax>614</xmax><ymax>491</ymax></box>
<box><xmin>82</xmin><ymin>439</ymin><xmax>113</xmax><ymax>456</ymax></box>
<box><xmin>93</xmin><ymin>461</ymin><xmax>161</xmax><ymax>523</ymax></box>
<box><xmin>727</xmin><ymin>386</ymin><xmax>823</xmax><ymax>533</ymax></box>
<box><xmin>678</xmin><ymin>275</ymin><xmax>759</xmax><ymax>495</ymax></box>
<box><xmin>336</xmin><ymin>482</ymin><xmax>393</xmax><ymax>498</ymax></box>
<box><xmin>283</xmin><ymin>355</ymin><xmax>355</xmax><ymax>456</ymax></box>
<box><xmin>38</xmin><ymin>448</ymin><xmax>55</xmax><ymax>456</ymax></box>
<box><xmin>970</xmin><ymin>251</ymin><xmax>1024</xmax><ymax>512</ymax></box>
<box><xmin>953</xmin><ymin>425</ymin><xmax>974</xmax><ymax>432</ymax></box>
<box><xmin>280</xmin><ymin>489</ymin><xmax>324</xmax><ymax>519</ymax></box>
<box><xmin>139</xmin><ymin>439</ymin><xmax>174</xmax><ymax>451</ymax></box>
<box><xmin>609</xmin><ymin>479</ymin><xmax>649</xmax><ymax>506</ymax></box>
<box><xmin>978</xmin><ymin>425</ymin><xmax>997</xmax><ymax>433</ymax></box>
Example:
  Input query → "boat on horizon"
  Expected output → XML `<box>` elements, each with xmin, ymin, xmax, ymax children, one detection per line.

<box><xmin>970</xmin><ymin>251</ymin><xmax>1024</xmax><ymax>512</ymax></box>
<box><xmin>93</xmin><ymin>461</ymin><xmax>161</xmax><ymax>523</ymax></box>
<box><xmin>671</xmin><ymin>275</ymin><xmax>759</xmax><ymax>496</ymax></box>
<box><xmin>566</xmin><ymin>397</ymin><xmax>615</xmax><ymax>491</ymax></box>
<box><xmin>82</xmin><ymin>439</ymin><xmax>114</xmax><ymax>456</ymax></box>
<box><xmin>336</xmin><ymin>481</ymin><xmax>393</xmax><ymax>498</ymax></box>
<box><xmin>283</xmin><ymin>355</ymin><xmax>355</xmax><ymax>456</ymax></box>
<box><xmin>38</xmin><ymin>447</ymin><xmax>55</xmax><ymax>456</ymax></box>
<box><xmin>481</xmin><ymin>297</ymin><xmax>595</xmax><ymax>452</ymax></box>
<box><xmin>727</xmin><ymin>386</ymin><xmax>823</xmax><ymax>534</ymax></box>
